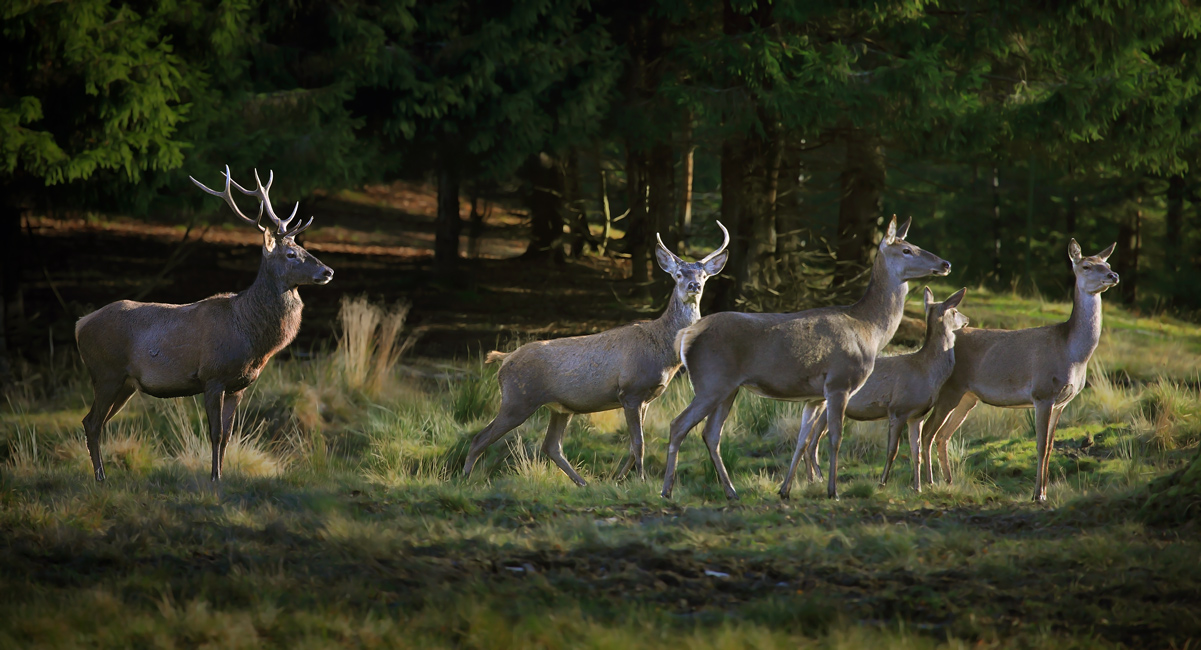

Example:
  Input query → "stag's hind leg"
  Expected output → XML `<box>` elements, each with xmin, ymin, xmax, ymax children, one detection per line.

<box><xmin>463</xmin><ymin>398</ymin><xmax>540</xmax><ymax>477</ymax></box>
<box><xmin>81</xmin><ymin>376</ymin><xmax>135</xmax><ymax>482</ymax></box>
<box><xmin>542</xmin><ymin>412</ymin><xmax>585</xmax><ymax>486</ymax></box>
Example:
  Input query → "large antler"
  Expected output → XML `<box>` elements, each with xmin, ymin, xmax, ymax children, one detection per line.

<box><xmin>655</xmin><ymin>220</ymin><xmax>729</xmax><ymax>261</ymax></box>
<box><xmin>190</xmin><ymin>165</ymin><xmax>313</xmax><ymax>239</ymax></box>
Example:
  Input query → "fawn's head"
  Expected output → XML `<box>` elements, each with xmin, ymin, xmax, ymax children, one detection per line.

<box><xmin>1068</xmin><ymin>239</ymin><xmax>1119</xmax><ymax>295</ymax></box>
<box><xmin>191</xmin><ymin>166</ymin><xmax>334</xmax><ymax>289</ymax></box>
<box><xmin>878</xmin><ymin>215</ymin><xmax>952</xmax><ymax>281</ymax></box>
<box><xmin>923</xmin><ymin>287</ymin><xmax>969</xmax><ymax>341</ymax></box>
<box><xmin>655</xmin><ymin>221</ymin><xmax>730</xmax><ymax>306</ymax></box>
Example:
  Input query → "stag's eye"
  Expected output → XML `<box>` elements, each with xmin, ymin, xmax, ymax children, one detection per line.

<box><xmin>1082</xmin><ymin>264</ymin><xmax>1090</xmax><ymax>270</ymax></box>
<box><xmin>676</xmin><ymin>273</ymin><xmax>683</xmax><ymax>279</ymax></box>
<box><xmin>287</xmin><ymin>251</ymin><xmax>297</xmax><ymax>259</ymax></box>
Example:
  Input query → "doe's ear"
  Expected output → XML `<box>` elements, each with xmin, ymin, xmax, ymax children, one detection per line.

<box><xmin>1097</xmin><ymin>242</ymin><xmax>1116</xmax><ymax>262</ymax></box>
<box><xmin>262</xmin><ymin>229</ymin><xmax>276</xmax><ymax>254</ymax></box>
<box><xmin>923</xmin><ymin>286</ymin><xmax>934</xmax><ymax>312</ymax></box>
<box><xmin>895</xmin><ymin>216</ymin><xmax>912</xmax><ymax>241</ymax></box>
<box><xmin>945</xmin><ymin>287</ymin><xmax>967</xmax><ymax>309</ymax></box>
<box><xmin>881</xmin><ymin>215</ymin><xmax>898</xmax><ymax>248</ymax></box>
<box><xmin>1068</xmin><ymin>238</ymin><xmax>1083</xmax><ymax>264</ymax></box>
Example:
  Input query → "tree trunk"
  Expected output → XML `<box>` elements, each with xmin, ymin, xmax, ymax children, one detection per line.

<box><xmin>712</xmin><ymin>138</ymin><xmax>748</xmax><ymax>311</ymax></box>
<box><xmin>0</xmin><ymin>204</ymin><xmax>21</xmax><ymax>382</ymax></box>
<box><xmin>678</xmin><ymin>120</ymin><xmax>695</xmax><ymax>252</ymax></box>
<box><xmin>435</xmin><ymin>160</ymin><xmax>462</xmax><ymax>275</ymax></box>
<box><xmin>1166</xmin><ymin>175</ymin><xmax>1185</xmax><ymax>279</ymax></box>
<box><xmin>524</xmin><ymin>152</ymin><xmax>567</xmax><ymax>261</ymax></box>
<box><xmin>626</xmin><ymin>146</ymin><xmax>651</xmax><ymax>286</ymax></box>
<box><xmin>776</xmin><ymin>138</ymin><xmax>805</xmax><ymax>267</ymax></box>
<box><xmin>991</xmin><ymin>166</ymin><xmax>1002</xmax><ymax>282</ymax></box>
<box><xmin>564</xmin><ymin>151</ymin><xmax>594</xmax><ymax>258</ymax></box>
<box><xmin>744</xmin><ymin>126</ymin><xmax>782</xmax><ymax>291</ymax></box>
<box><xmin>1118</xmin><ymin>204</ymin><xmax>1141</xmax><ymax>304</ymax></box>
<box><xmin>834</xmin><ymin>131</ymin><xmax>885</xmax><ymax>284</ymax></box>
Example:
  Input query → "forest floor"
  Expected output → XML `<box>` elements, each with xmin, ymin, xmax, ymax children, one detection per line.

<box><xmin>2</xmin><ymin>183</ymin><xmax>1199</xmax><ymax>648</ymax></box>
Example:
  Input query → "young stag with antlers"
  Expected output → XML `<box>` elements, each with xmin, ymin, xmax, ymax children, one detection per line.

<box><xmin>778</xmin><ymin>287</ymin><xmax>970</xmax><ymax>498</ymax></box>
<box><xmin>462</xmin><ymin>224</ymin><xmax>730</xmax><ymax>485</ymax></box>
<box><xmin>920</xmin><ymin>239</ymin><xmax>1118</xmax><ymax>502</ymax></box>
<box><xmin>75</xmin><ymin>167</ymin><xmax>333</xmax><ymax>482</ymax></box>
<box><xmin>662</xmin><ymin>216</ymin><xmax>951</xmax><ymax>500</ymax></box>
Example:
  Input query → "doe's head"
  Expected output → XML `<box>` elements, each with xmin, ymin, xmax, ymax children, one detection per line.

<box><xmin>655</xmin><ymin>221</ymin><xmax>730</xmax><ymax>305</ymax></box>
<box><xmin>878</xmin><ymin>215</ymin><xmax>952</xmax><ymax>281</ymax></box>
<box><xmin>1068</xmin><ymin>239</ymin><xmax>1118</xmax><ymax>295</ymax></box>
<box><xmin>191</xmin><ymin>166</ymin><xmax>334</xmax><ymax>288</ymax></box>
<box><xmin>923</xmin><ymin>287</ymin><xmax>970</xmax><ymax>340</ymax></box>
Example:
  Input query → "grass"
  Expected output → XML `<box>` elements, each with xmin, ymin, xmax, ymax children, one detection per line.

<box><xmin>1</xmin><ymin>290</ymin><xmax>1199</xmax><ymax>648</ymax></box>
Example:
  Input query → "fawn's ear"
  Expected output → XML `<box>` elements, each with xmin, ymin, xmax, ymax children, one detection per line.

<box><xmin>945</xmin><ymin>287</ymin><xmax>967</xmax><ymax>309</ymax></box>
<box><xmin>1097</xmin><ymin>242</ymin><xmax>1116</xmax><ymax>262</ymax></box>
<box><xmin>881</xmin><ymin>215</ymin><xmax>898</xmax><ymax>248</ymax></box>
<box><xmin>895</xmin><ymin>215</ymin><xmax>912</xmax><ymax>241</ymax></box>
<box><xmin>654</xmin><ymin>233</ymin><xmax>680</xmax><ymax>274</ymax></box>
<box><xmin>262</xmin><ymin>228</ymin><xmax>276</xmax><ymax>253</ymax></box>
<box><xmin>923</xmin><ymin>286</ymin><xmax>934</xmax><ymax>312</ymax></box>
<box><xmin>1068</xmin><ymin>238</ymin><xmax>1082</xmax><ymax>265</ymax></box>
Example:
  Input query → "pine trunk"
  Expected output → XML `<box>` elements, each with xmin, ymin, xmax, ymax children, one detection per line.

<box><xmin>834</xmin><ymin>132</ymin><xmax>885</xmax><ymax>284</ymax></box>
<box><xmin>434</xmin><ymin>160</ymin><xmax>461</xmax><ymax>275</ymax></box>
<box><xmin>626</xmin><ymin>147</ymin><xmax>650</xmax><ymax>286</ymax></box>
<box><xmin>713</xmin><ymin>137</ymin><xmax>748</xmax><ymax>311</ymax></box>
<box><xmin>1166</xmin><ymin>175</ymin><xmax>1185</xmax><ymax>279</ymax></box>
<box><xmin>524</xmin><ymin>152</ymin><xmax>567</xmax><ymax>261</ymax></box>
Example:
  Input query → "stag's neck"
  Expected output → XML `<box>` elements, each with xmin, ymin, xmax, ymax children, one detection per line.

<box><xmin>1064</xmin><ymin>285</ymin><xmax>1103</xmax><ymax>364</ymax></box>
<box><xmin>846</xmin><ymin>258</ymin><xmax>908</xmax><ymax>350</ymax></box>
<box><xmin>653</xmin><ymin>292</ymin><xmax>701</xmax><ymax>340</ymax></box>
<box><xmin>235</xmin><ymin>270</ymin><xmax>304</xmax><ymax>358</ymax></box>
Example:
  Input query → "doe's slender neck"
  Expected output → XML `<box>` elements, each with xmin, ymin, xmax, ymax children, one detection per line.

<box><xmin>1065</xmin><ymin>283</ymin><xmax>1103</xmax><ymax>362</ymax></box>
<box><xmin>848</xmin><ymin>255</ymin><xmax>908</xmax><ymax>348</ymax></box>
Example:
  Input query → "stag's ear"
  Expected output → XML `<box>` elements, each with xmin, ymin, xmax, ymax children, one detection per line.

<box><xmin>702</xmin><ymin>249</ymin><xmax>729</xmax><ymax>275</ymax></box>
<box><xmin>923</xmin><ymin>286</ymin><xmax>934</xmax><ymax>312</ymax></box>
<box><xmin>945</xmin><ymin>287</ymin><xmax>967</xmax><ymax>309</ymax></box>
<box><xmin>1097</xmin><ymin>242</ymin><xmax>1116</xmax><ymax>261</ymax></box>
<box><xmin>895</xmin><ymin>216</ymin><xmax>912</xmax><ymax>241</ymax></box>
<box><xmin>881</xmin><ymin>215</ymin><xmax>898</xmax><ymax>248</ymax></box>
<box><xmin>262</xmin><ymin>229</ymin><xmax>276</xmax><ymax>253</ymax></box>
<box><xmin>654</xmin><ymin>234</ymin><xmax>680</xmax><ymax>274</ymax></box>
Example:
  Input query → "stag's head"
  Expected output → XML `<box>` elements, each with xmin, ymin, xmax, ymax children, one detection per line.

<box><xmin>878</xmin><ymin>215</ymin><xmax>952</xmax><ymax>281</ymax></box>
<box><xmin>1068</xmin><ymin>239</ymin><xmax>1118</xmax><ymax>295</ymax></box>
<box><xmin>191</xmin><ymin>166</ymin><xmax>334</xmax><ymax>289</ymax></box>
<box><xmin>655</xmin><ymin>222</ymin><xmax>730</xmax><ymax>306</ymax></box>
<box><xmin>923</xmin><ymin>287</ymin><xmax>969</xmax><ymax>343</ymax></box>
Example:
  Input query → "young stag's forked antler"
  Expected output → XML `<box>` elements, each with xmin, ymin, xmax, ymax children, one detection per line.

<box><xmin>190</xmin><ymin>165</ymin><xmax>313</xmax><ymax>239</ymax></box>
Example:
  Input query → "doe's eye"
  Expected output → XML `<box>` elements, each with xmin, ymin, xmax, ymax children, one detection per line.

<box><xmin>1082</xmin><ymin>264</ymin><xmax>1090</xmax><ymax>270</ymax></box>
<box><xmin>902</xmin><ymin>248</ymin><xmax>913</xmax><ymax>255</ymax></box>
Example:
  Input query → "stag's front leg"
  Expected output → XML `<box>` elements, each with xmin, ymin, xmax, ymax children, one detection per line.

<box><xmin>218</xmin><ymin>389</ymin><xmax>244</xmax><ymax>476</ymax></box>
<box><xmin>615</xmin><ymin>400</ymin><xmax>648</xmax><ymax>481</ymax></box>
<box><xmin>824</xmin><ymin>389</ymin><xmax>849</xmax><ymax>500</ymax></box>
<box><xmin>203</xmin><ymin>384</ymin><xmax>226</xmax><ymax>481</ymax></box>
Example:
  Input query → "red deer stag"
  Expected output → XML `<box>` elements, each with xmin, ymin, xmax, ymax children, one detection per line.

<box><xmin>75</xmin><ymin>166</ymin><xmax>333</xmax><ymax>481</ymax></box>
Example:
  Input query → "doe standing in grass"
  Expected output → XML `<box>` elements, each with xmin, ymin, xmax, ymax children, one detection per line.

<box><xmin>462</xmin><ymin>224</ymin><xmax>730</xmax><ymax>485</ymax></box>
<box><xmin>920</xmin><ymin>239</ymin><xmax>1118</xmax><ymax>502</ymax></box>
<box><xmin>75</xmin><ymin>167</ymin><xmax>333</xmax><ymax>482</ymax></box>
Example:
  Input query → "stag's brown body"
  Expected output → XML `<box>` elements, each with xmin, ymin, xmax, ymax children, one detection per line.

<box><xmin>76</xmin><ymin>167</ymin><xmax>331</xmax><ymax>482</ymax></box>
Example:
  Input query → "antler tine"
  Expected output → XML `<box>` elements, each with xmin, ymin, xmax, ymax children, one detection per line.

<box><xmin>189</xmin><ymin>165</ymin><xmax>265</xmax><ymax>231</ymax></box>
<box><xmin>655</xmin><ymin>232</ymin><xmax>677</xmax><ymax>257</ymax></box>
<box><xmin>241</xmin><ymin>168</ymin><xmax>288</xmax><ymax>235</ymax></box>
<box><xmin>283</xmin><ymin>216</ymin><xmax>314</xmax><ymax>240</ymax></box>
<box><xmin>700</xmin><ymin>220</ymin><xmax>730</xmax><ymax>263</ymax></box>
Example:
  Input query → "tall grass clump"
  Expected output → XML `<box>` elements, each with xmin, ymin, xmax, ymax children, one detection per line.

<box><xmin>335</xmin><ymin>295</ymin><xmax>414</xmax><ymax>397</ymax></box>
<box><xmin>1137</xmin><ymin>379</ymin><xmax>1201</xmax><ymax>450</ymax></box>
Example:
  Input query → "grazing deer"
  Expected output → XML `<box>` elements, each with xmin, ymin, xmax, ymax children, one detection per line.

<box><xmin>662</xmin><ymin>216</ymin><xmax>951</xmax><ymax>500</ymax></box>
<box><xmin>75</xmin><ymin>166</ymin><xmax>333</xmax><ymax>482</ymax></box>
<box><xmin>778</xmin><ymin>287</ymin><xmax>970</xmax><ymax>498</ymax></box>
<box><xmin>462</xmin><ymin>224</ymin><xmax>730</xmax><ymax>484</ymax></box>
<box><xmin>920</xmin><ymin>239</ymin><xmax>1118</xmax><ymax>502</ymax></box>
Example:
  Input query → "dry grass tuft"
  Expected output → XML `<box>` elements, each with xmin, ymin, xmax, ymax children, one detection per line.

<box><xmin>335</xmin><ymin>295</ymin><xmax>415</xmax><ymax>397</ymax></box>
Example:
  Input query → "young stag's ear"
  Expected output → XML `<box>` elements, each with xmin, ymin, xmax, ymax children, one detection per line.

<box><xmin>895</xmin><ymin>216</ymin><xmax>912</xmax><ymax>241</ymax></box>
<box><xmin>654</xmin><ymin>233</ymin><xmax>680</xmax><ymax>274</ymax></box>
<box><xmin>881</xmin><ymin>215</ymin><xmax>898</xmax><ymax>248</ymax></box>
<box><xmin>700</xmin><ymin>220</ymin><xmax>731</xmax><ymax>275</ymax></box>
<box><xmin>923</xmin><ymin>286</ymin><xmax>934</xmax><ymax>312</ymax></box>
<box><xmin>945</xmin><ymin>287</ymin><xmax>967</xmax><ymax>309</ymax></box>
<box><xmin>1097</xmin><ymin>242</ymin><xmax>1116</xmax><ymax>262</ymax></box>
<box><xmin>1068</xmin><ymin>238</ymin><xmax>1083</xmax><ymax>265</ymax></box>
<box><xmin>262</xmin><ymin>228</ymin><xmax>277</xmax><ymax>253</ymax></box>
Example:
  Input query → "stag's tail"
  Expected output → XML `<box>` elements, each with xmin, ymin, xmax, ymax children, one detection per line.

<box><xmin>485</xmin><ymin>351</ymin><xmax>511</xmax><ymax>365</ymax></box>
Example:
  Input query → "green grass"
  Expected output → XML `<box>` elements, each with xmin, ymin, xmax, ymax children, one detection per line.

<box><xmin>1</xmin><ymin>289</ymin><xmax>1199</xmax><ymax>648</ymax></box>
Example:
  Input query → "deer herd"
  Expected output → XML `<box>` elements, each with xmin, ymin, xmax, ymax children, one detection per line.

<box><xmin>74</xmin><ymin>167</ymin><xmax>1119</xmax><ymax>503</ymax></box>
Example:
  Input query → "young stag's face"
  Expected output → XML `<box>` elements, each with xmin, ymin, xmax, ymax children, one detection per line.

<box><xmin>1068</xmin><ymin>239</ymin><xmax>1119</xmax><ymax>295</ymax></box>
<box><xmin>878</xmin><ymin>216</ymin><xmax>952</xmax><ymax>281</ymax></box>
<box><xmin>923</xmin><ymin>286</ymin><xmax>970</xmax><ymax>340</ymax></box>
<box><xmin>263</xmin><ymin>234</ymin><xmax>334</xmax><ymax>289</ymax></box>
<box><xmin>655</xmin><ymin>222</ymin><xmax>730</xmax><ymax>306</ymax></box>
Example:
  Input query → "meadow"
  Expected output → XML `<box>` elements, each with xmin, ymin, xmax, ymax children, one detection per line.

<box><xmin>1</xmin><ymin>289</ymin><xmax>1199</xmax><ymax>648</ymax></box>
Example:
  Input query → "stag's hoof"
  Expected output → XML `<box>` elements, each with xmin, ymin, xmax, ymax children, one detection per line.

<box><xmin>777</xmin><ymin>489</ymin><xmax>791</xmax><ymax>502</ymax></box>
<box><xmin>724</xmin><ymin>490</ymin><xmax>740</xmax><ymax>501</ymax></box>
